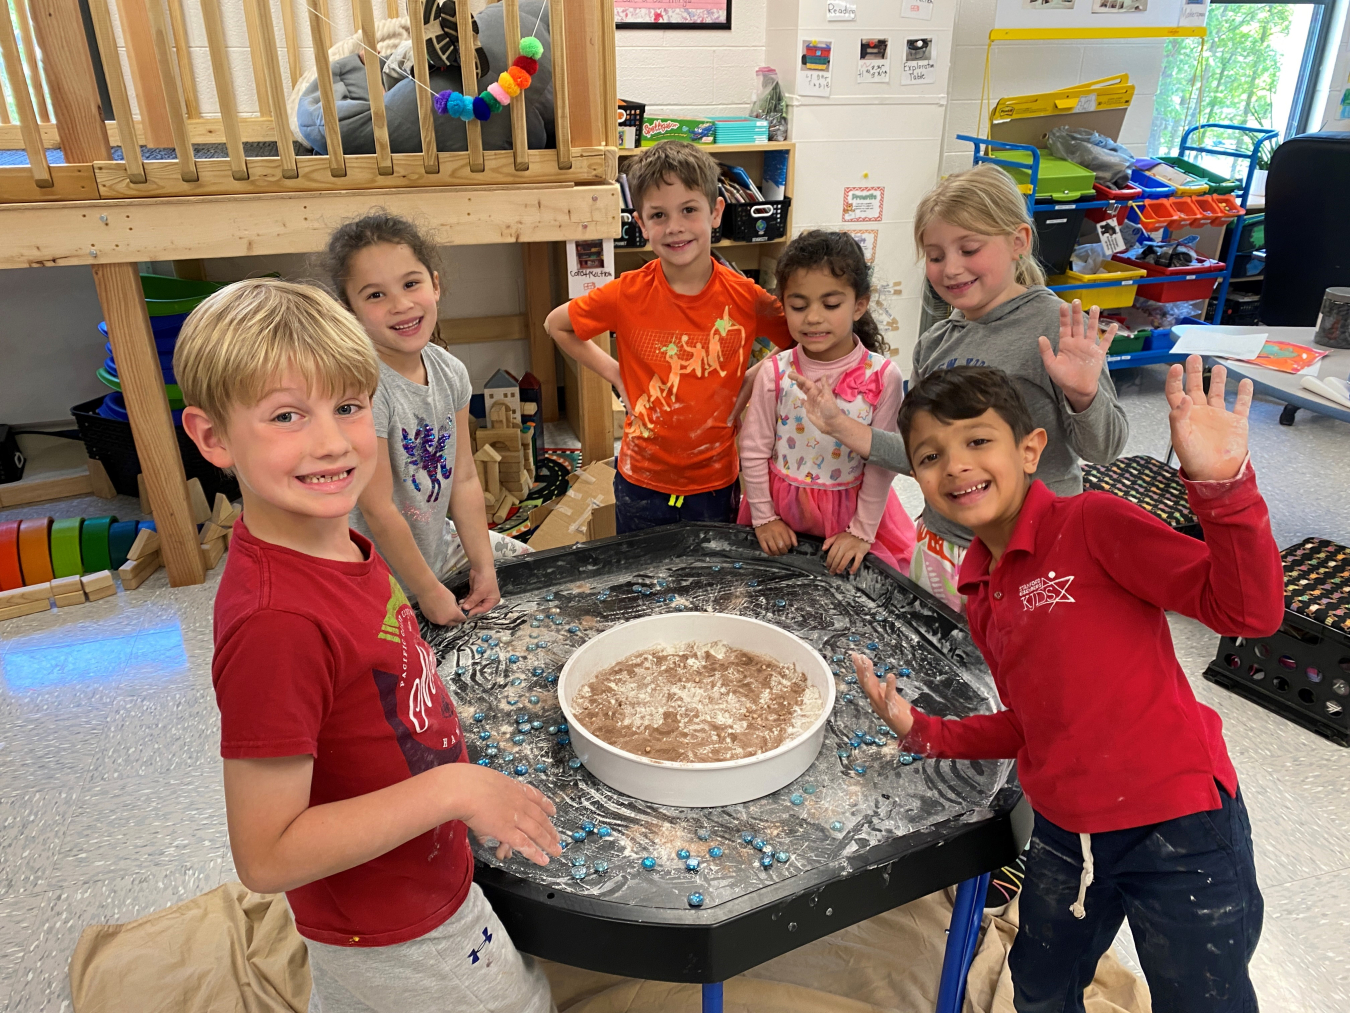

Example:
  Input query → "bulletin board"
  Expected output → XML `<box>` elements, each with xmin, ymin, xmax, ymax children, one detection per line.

<box><xmin>992</xmin><ymin>0</ymin><xmax>1207</xmax><ymax>36</ymax></box>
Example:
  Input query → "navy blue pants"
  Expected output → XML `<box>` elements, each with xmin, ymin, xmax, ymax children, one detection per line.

<box><xmin>613</xmin><ymin>471</ymin><xmax>737</xmax><ymax>534</ymax></box>
<box><xmin>1011</xmin><ymin>784</ymin><xmax>1262</xmax><ymax>1013</ymax></box>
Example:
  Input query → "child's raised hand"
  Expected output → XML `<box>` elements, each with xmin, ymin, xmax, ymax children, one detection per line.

<box><xmin>788</xmin><ymin>370</ymin><xmax>844</xmax><ymax>436</ymax></box>
<box><xmin>1038</xmin><ymin>300</ymin><xmax>1116</xmax><ymax>413</ymax></box>
<box><xmin>754</xmin><ymin>519</ymin><xmax>798</xmax><ymax>556</ymax></box>
<box><xmin>1166</xmin><ymin>355</ymin><xmax>1253</xmax><ymax>482</ymax></box>
<box><xmin>457</xmin><ymin>765</ymin><xmax>562</xmax><ymax>867</ymax></box>
<box><xmin>854</xmin><ymin>652</ymin><xmax>914</xmax><ymax>739</ymax></box>
<box><xmin>822</xmin><ymin>531</ymin><xmax>869</xmax><ymax>576</ymax></box>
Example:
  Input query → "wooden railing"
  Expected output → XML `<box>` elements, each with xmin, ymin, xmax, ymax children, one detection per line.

<box><xmin>0</xmin><ymin>0</ymin><xmax>617</xmax><ymax>202</ymax></box>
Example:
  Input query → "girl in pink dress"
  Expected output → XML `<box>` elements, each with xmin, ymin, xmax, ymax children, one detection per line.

<box><xmin>737</xmin><ymin>231</ymin><xmax>916</xmax><ymax>574</ymax></box>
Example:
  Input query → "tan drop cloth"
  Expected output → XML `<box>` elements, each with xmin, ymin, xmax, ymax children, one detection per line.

<box><xmin>70</xmin><ymin>882</ymin><xmax>1150</xmax><ymax>1013</ymax></box>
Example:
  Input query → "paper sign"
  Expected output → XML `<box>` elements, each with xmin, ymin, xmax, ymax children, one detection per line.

<box><xmin>1178</xmin><ymin>0</ymin><xmax>1207</xmax><ymax>25</ymax></box>
<box><xmin>799</xmin><ymin>39</ymin><xmax>833</xmax><ymax>97</ymax></box>
<box><xmin>1092</xmin><ymin>0</ymin><xmax>1148</xmax><ymax>12</ymax></box>
<box><xmin>902</xmin><ymin>37</ymin><xmax>935</xmax><ymax>85</ymax></box>
<box><xmin>1074</xmin><ymin>93</ymin><xmax>1098</xmax><ymax>112</ymax></box>
<box><xmin>566</xmin><ymin>238</ymin><xmax>615</xmax><ymax>298</ymax></box>
<box><xmin>826</xmin><ymin>0</ymin><xmax>856</xmax><ymax>19</ymax></box>
<box><xmin>1096</xmin><ymin>220</ymin><xmax>1126</xmax><ymax>255</ymax></box>
<box><xmin>857</xmin><ymin>38</ymin><xmax>890</xmax><ymax>83</ymax></box>
<box><xmin>843</xmin><ymin>229</ymin><xmax>879</xmax><ymax>263</ymax></box>
<box><xmin>842</xmin><ymin>187</ymin><xmax>884</xmax><ymax>222</ymax></box>
<box><xmin>1169</xmin><ymin>326</ymin><xmax>1268</xmax><ymax>359</ymax></box>
<box><xmin>1023</xmin><ymin>0</ymin><xmax>1076</xmax><ymax>8</ymax></box>
<box><xmin>901</xmin><ymin>0</ymin><xmax>933</xmax><ymax>20</ymax></box>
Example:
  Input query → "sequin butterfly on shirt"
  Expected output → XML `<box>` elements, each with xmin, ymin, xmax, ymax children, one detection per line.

<box><xmin>400</xmin><ymin>415</ymin><xmax>454</xmax><ymax>502</ymax></box>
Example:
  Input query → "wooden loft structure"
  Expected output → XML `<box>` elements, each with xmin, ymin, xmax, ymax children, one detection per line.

<box><xmin>0</xmin><ymin>0</ymin><xmax>620</xmax><ymax>587</ymax></box>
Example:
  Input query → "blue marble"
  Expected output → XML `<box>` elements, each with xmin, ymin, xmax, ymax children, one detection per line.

<box><xmin>478</xmin><ymin>731</ymin><xmax>491</xmax><ymax>741</ymax></box>
<box><xmin>775</xmin><ymin>599</ymin><xmax>786</xmax><ymax>608</ymax></box>
<box><xmin>752</xmin><ymin>838</ymin><xmax>766</xmax><ymax>851</ymax></box>
<box><xmin>597</xmin><ymin>826</ymin><xmax>612</xmax><ymax>838</ymax></box>
<box><xmin>789</xmin><ymin>794</ymin><xmax>803</xmax><ymax>806</ymax></box>
<box><xmin>760</xmin><ymin>854</ymin><xmax>774</xmax><ymax>868</ymax></box>
<box><xmin>529</xmin><ymin>695</ymin><xmax>540</xmax><ymax>705</ymax></box>
<box><xmin>708</xmin><ymin>846</ymin><xmax>723</xmax><ymax>858</ymax></box>
<box><xmin>572</xmin><ymin>856</ymin><xmax>586</xmax><ymax>867</ymax></box>
<box><xmin>688</xmin><ymin>893</ymin><xmax>704</xmax><ymax>908</ymax></box>
<box><xmin>775</xmin><ymin>851</ymin><xmax>789</xmax><ymax>864</ymax></box>
<box><xmin>582</xmin><ymin>821</ymin><xmax>596</xmax><ymax>833</ymax></box>
<box><xmin>642</xmin><ymin>857</ymin><xmax>656</xmax><ymax>870</ymax></box>
<box><xmin>803</xmin><ymin>784</ymin><xmax>817</xmax><ymax>795</ymax></box>
<box><xmin>677</xmin><ymin>848</ymin><xmax>690</xmax><ymax>860</ymax></box>
<box><xmin>571</xmin><ymin>831</ymin><xmax>586</xmax><ymax>842</ymax></box>
<box><xmin>593</xmin><ymin>861</ymin><xmax>608</xmax><ymax>873</ymax></box>
<box><xmin>557</xmin><ymin>735</ymin><xmax>570</xmax><ymax>746</ymax></box>
<box><xmin>472</xmin><ymin>712</ymin><xmax>485</xmax><ymax>722</ymax></box>
<box><xmin>685</xmin><ymin>857</ymin><xmax>700</xmax><ymax>871</ymax></box>
<box><xmin>830</xmin><ymin>821</ymin><xmax>844</xmax><ymax>832</ymax></box>
<box><xmin>741</xmin><ymin>831</ymin><xmax>754</xmax><ymax>843</ymax></box>
<box><xmin>534</xmin><ymin>763</ymin><xmax>548</xmax><ymax>773</ymax></box>
<box><xmin>696</xmin><ymin>829</ymin><xmax>711</xmax><ymax>841</ymax></box>
<box><xmin>569</xmin><ymin>758</ymin><xmax>582</xmax><ymax>769</ymax></box>
<box><xmin>866</xmin><ymin>642</ymin><xmax>878</xmax><ymax>650</ymax></box>
<box><xmin>853</xmin><ymin>765</ymin><xmax>867</xmax><ymax>774</ymax></box>
<box><xmin>512</xmin><ymin>735</ymin><xmax>526</xmax><ymax>745</ymax></box>
<box><xmin>571</xmin><ymin>867</ymin><xmax>587</xmax><ymax>880</ymax></box>
<box><xmin>514</xmin><ymin>764</ymin><xmax>528</xmax><ymax>776</ymax></box>
<box><xmin>476</xmin><ymin>757</ymin><xmax>490</xmax><ymax>766</ymax></box>
<box><xmin>900</xmin><ymin>754</ymin><xmax>915</xmax><ymax>766</ymax></box>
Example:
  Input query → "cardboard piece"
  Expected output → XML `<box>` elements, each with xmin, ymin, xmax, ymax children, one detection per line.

<box><xmin>0</xmin><ymin>598</ymin><xmax>50</xmax><ymax>621</ymax></box>
<box><xmin>118</xmin><ymin>550</ymin><xmax>162</xmax><ymax>590</ymax></box>
<box><xmin>0</xmin><ymin>581</ymin><xmax>52</xmax><ymax>607</ymax></box>
<box><xmin>528</xmin><ymin>462</ymin><xmax>617</xmax><ymax>550</ymax></box>
<box><xmin>186</xmin><ymin>478</ymin><xmax>212</xmax><ymax>525</ymax></box>
<box><xmin>127</xmin><ymin>528</ymin><xmax>160</xmax><ymax>561</ymax></box>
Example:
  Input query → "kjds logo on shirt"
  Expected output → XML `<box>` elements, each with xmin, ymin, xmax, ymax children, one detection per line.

<box><xmin>1019</xmin><ymin>571</ymin><xmax>1075</xmax><ymax>612</ymax></box>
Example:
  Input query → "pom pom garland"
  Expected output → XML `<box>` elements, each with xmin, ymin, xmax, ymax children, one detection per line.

<box><xmin>430</xmin><ymin>37</ymin><xmax>543</xmax><ymax>124</ymax></box>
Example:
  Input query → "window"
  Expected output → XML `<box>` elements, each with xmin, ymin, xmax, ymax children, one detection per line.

<box><xmin>1149</xmin><ymin>0</ymin><xmax>1336</xmax><ymax>157</ymax></box>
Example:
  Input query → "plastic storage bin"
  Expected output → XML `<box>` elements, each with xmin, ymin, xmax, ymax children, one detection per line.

<box><xmin>1129</xmin><ymin>168</ymin><xmax>1176</xmax><ymax>199</ymax></box>
<box><xmin>998</xmin><ymin>151</ymin><xmax>1097</xmax><ymax>201</ymax></box>
<box><xmin>723</xmin><ymin>197</ymin><xmax>791</xmax><ymax>243</ymax></box>
<box><xmin>1032</xmin><ymin>205</ymin><xmax>1088</xmax><ymax>276</ymax></box>
<box><xmin>1137</xmin><ymin>160</ymin><xmax>1209</xmax><ymax>196</ymax></box>
<box><xmin>71</xmin><ymin>395</ymin><xmax>239</xmax><ymax>502</ymax></box>
<box><xmin>1133</xmin><ymin>198</ymin><xmax>1181</xmax><ymax>232</ymax></box>
<box><xmin>617</xmin><ymin>99</ymin><xmax>646</xmax><ymax>149</ymax></box>
<box><xmin>1108</xmin><ymin>329</ymin><xmax>1149</xmax><ymax>354</ymax></box>
<box><xmin>616</xmin><ymin>208</ymin><xmax>647</xmax><ymax>249</ymax></box>
<box><xmin>1113</xmin><ymin>254</ymin><xmax>1227</xmax><ymax>302</ymax></box>
<box><xmin>1049</xmin><ymin>260</ymin><xmax>1148</xmax><ymax>310</ymax></box>
<box><xmin>1156</xmin><ymin>156</ymin><xmax>1240</xmax><ymax>195</ymax></box>
<box><xmin>1087</xmin><ymin>182</ymin><xmax>1142</xmax><ymax>225</ymax></box>
<box><xmin>139</xmin><ymin>274</ymin><xmax>222</xmax><ymax>316</ymax></box>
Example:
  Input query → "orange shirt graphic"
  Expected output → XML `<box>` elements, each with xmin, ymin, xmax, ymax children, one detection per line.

<box><xmin>568</xmin><ymin>259</ymin><xmax>792</xmax><ymax>495</ymax></box>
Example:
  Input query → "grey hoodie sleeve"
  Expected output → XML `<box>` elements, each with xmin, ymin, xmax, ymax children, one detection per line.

<box><xmin>869</xmin><ymin>428</ymin><xmax>910</xmax><ymax>473</ymax></box>
<box><xmin>1059</xmin><ymin>359</ymin><xmax>1129</xmax><ymax>464</ymax></box>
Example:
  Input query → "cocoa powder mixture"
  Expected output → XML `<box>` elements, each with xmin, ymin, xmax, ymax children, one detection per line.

<box><xmin>569</xmin><ymin>640</ymin><xmax>823</xmax><ymax>763</ymax></box>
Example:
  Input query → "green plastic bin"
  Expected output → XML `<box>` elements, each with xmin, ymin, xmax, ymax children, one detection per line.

<box><xmin>998</xmin><ymin>150</ymin><xmax>1097</xmax><ymax>202</ymax></box>
<box><xmin>1108</xmin><ymin>329</ymin><xmax>1148</xmax><ymax>355</ymax></box>
<box><xmin>140</xmin><ymin>274</ymin><xmax>223</xmax><ymax>316</ymax></box>
<box><xmin>1156</xmin><ymin>156</ymin><xmax>1240</xmax><ymax>196</ymax></box>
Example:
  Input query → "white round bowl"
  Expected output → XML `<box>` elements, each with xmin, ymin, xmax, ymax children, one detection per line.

<box><xmin>558</xmin><ymin>612</ymin><xmax>835</xmax><ymax>807</ymax></box>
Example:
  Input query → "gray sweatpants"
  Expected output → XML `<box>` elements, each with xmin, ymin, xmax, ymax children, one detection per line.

<box><xmin>305</xmin><ymin>883</ymin><xmax>555</xmax><ymax>1013</ymax></box>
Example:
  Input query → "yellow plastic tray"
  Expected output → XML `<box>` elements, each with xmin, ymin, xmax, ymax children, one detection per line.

<box><xmin>1049</xmin><ymin>260</ymin><xmax>1148</xmax><ymax>310</ymax></box>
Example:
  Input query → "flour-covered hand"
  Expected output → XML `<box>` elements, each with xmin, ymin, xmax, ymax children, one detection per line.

<box><xmin>418</xmin><ymin>583</ymin><xmax>466</xmax><ymax>626</ymax></box>
<box><xmin>460</xmin><ymin>566</ymin><xmax>501</xmax><ymax>617</ymax></box>
<box><xmin>855</xmin><ymin>652</ymin><xmax>914</xmax><ymax>738</ymax></box>
<box><xmin>453</xmin><ymin>765</ymin><xmax>561</xmax><ymax>867</ymax></box>
<box><xmin>754</xmin><ymin>519</ymin><xmax>798</xmax><ymax>556</ymax></box>
<box><xmin>823</xmin><ymin>531</ymin><xmax>869</xmax><ymax>576</ymax></box>
<box><xmin>787</xmin><ymin>370</ymin><xmax>844</xmax><ymax>436</ymax></box>
<box><xmin>1166</xmin><ymin>355</ymin><xmax>1252</xmax><ymax>482</ymax></box>
<box><xmin>1037</xmin><ymin>300</ymin><xmax>1115</xmax><ymax>413</ymax></box>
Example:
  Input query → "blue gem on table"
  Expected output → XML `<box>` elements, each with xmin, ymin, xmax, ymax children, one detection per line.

<box><xmin>675</xmin><ymin>604</ymin><xmax>686</xmax><ymax>611</ymax></box>
<box><xmin>526</xmin><ymin>644</ymin><xmax>536</xmax><ymax>652</ymax></box>
<box><xmin>900</xmin><ymin>667</ymin><xmax>912</xmax><ymax>677</ymax></box>
<box><xmin>545</xmin><ymin>593</ymin><xmax>555</xmax><ymax>600</ymax></box>
<box><xmin>711</xmin><ymin>565</ymin><xmax>721</xmax><ymax>571</ymax></box>
<box><xmin>509</xmin><ymin>655</ymin><xmax>520</xmax><ymax>664</ymax></box>
<box><xmin>677</xmin><ymin>848</ymin><xmax>690</xmax><ymax>860</ymax></box>
<box><xmin>803</xmin><ymin>784</ymin><xmax>817</xmax><ymax>794</ymax></box>
<box><xmin>775</xmin><ymin>599</ymin><xmax>786</xmax><ymax>608</ymax></box>
<box><xmin>733</xmin><ymin>562</ymin><xmax>743</xmax><ymax>569</ymax></box>
<box><xmin>478</xmin><ymin>731</ymin><xmax>491</xmax><ymax>741</ymax></box>
<box><xmin>481</xmin><ymin>634</ymin><xmax>492</xmax><ymax>643</ymax></box>
<box><xmin>866</xmin><ymin>642</ymin><xmax>878</xmax><ymax>650</ymax></box>
<box><xmin>696</xmin><ymin>829</ymin><xmax>711</xmax><ymax>841</ymax></box>
<box><xmin>531</xmin><ymin>720</ymin><xmax>544</xmax><ymax>729</ymax></box>
<box><xmin>548</xmin><ymin>725</ymin><xmax>558</xmax><ymax>734</ymax></box>
<box><xmin>752</xmin><ymin>838</ymin><xmax>766</xmax><ymax>851</ymax></box>
<box><xmin>863</xmin><ymin>735</ymin><xmax>876</xmax><ymax>746</ymax></box>
<box><xmin>597</xmin><ymin>826</ymin><xmax>612</xmax><ymax>838</ymax></box>
<box><xmin>488</xmin><ymin>652</ymin><xmax>499</xmax><ymax>661</ymax></box>
<box><xmin>686</xmin><ymin>857</ymin><xmax>701</xmax><ymax>871</ymax></box>
<box><xmin>900</xmin><ymin>754</ymin><xmax>915</xmax><ymax>766</ymax></box>
<box><xmin>848</xmin><ymin>634</ymin><xmax>860</xmax><ymax>642</ymax></box>
<box><xmin>528</xmin><ymin>694</ymin><xmax>540</xmax><ymax>704</ymax></box>
<box><xmin>507</xmin><ymin>698</ymin><xmax>519</xmax><ymax>706</ymax></box>
<box><xmin>741</xmin><ymin>831</ymin><xmax>754</xmax><ymax>844</ymax></box>
<box><xmin>533</xmin><ymin>667</ymin><xmax>545</xmax><ymax>676</ymax></box>
<box><xmin>843</xmin><ymin>675</ymin><xmax>858</xmax><ymax>685</ymax></box>
<box><xmin>837</xmin><ymin>748</ymin><xmax>850</xmax><ymax>758</ymax></box>
<box><xmin>571</xmin><ymin>867</ymin><xmax>587</xmax><ymax>880</ymax></box>
<box><xmin>572</xmin><ymin>831</ymin><xmax>586</xmax><ymax>842</ymax></box>
<box><xmin>593</xmin><ymin>861</ymin><xmax>608</xmax><ymax>874</ymax></box>
<box><xmin>557</xmin><ymin>735</ymin><xmax>570</xmax><ymax>745</ymax></box>
<box><xmin>486</xmin><ymin>745</ymin><xmax>498</xmax><ymax>755</ymax></box>
<box><xmin>512</xmin><ymin>735</ymin><xmax>526</xmax><ymax>745</ymax></box>
<box><xmin>775</xmin><ymin>851</ymin><xmax>790</xmax><ymax>864</ymax></box>
<box><xmin>688</xmin><ymin>893</ymin><xmax>704</xmax><ymax>908</ymax></box>
<box><xmin>558</xmin><ymin>723</ymin><xmax>569</xmax><ymax>732</ymax></box>
<box><xmin>517</xmin><ymin>712</ymin><xmax>529</xmax><ymax>722</ymax></box>
<box><xmin>830</xmin><ymin>821</ymin><xmax>844</xmax><ymax>832</ymax></box>
<box><xmin>760</xmin><ymin>854</ymin><xmax>775</xmax><ymax>868</ymax></box>
<box><xmin>476</xmin><ymin>646</ymin><xmax>486</xmax><ymax>656</ymax></box>
<box><xmin>568</xmin><ymin>626</ymin><xmax>580</xmax><ymax>633</ymax></box>
<box><xmin>501</xmin><ymin>752</ymin><xmax>515</xmax><ymax>762</ymax></box>
<box><xmin>455</xmin><ymin>666</ymin><xmax>467</xmax><ymax>675</ymax></box>
<box><xmin>546</xmin><ymin>675</ymin><xmax>558</xmax><ymax>684</ymax></box>
<box><xmin>535</xmin><ymin>763</ymin><xmax>548</xmax><ymax>772</ymax></box>
<box><xmin>832</xmin><ymin>654</ymin><xmax>844</xmax><ymax>662</ymax></box>
<box><xmin>748</xmin><ymin>580</ymin><xmax>758</xmax><ymax>587</ymax></box>
<box><xmin>569</xmin><ymin>758</ymin><xmax>582</xmax><ymax>769</ymax></box>
<box><xmin>476</xmin><ymin>758</ymin><xmax>490</xmax><ymax>766</ymax></box>
<box><xmin>708</xmin><ymin>846</ymin><xmax>723</xmax><ymax>858</ymax></box>
<box><xmin>843</xmin><ymin>694</ymin><xmax>854</xmax><ymax>703</ymax></box>
<box><xmin>642</xmin><ymin>857</ymin><xmax>657</xmax><ymax>870</ymax></box>
<box><xmin>490</xmin><ymin>639</ymin><xmax>500</xmax><ymax>647</ymax></box>
<box><xmin>513</xmin><ymin>764</ymin><xmax>528</xmax><ymax>776</ymax></box>
<box><xmin>790</xmin><ymin>794</ymin><xmax>804</xmax><ymax>806</ymax></box>
<box><xmin>472</xmin><ymin>712</ymin><xmax>485</xmax><ymax>722</ymax></box>
<box><xmin>854</xmin><ymin>764</ymin><xmax>867</xmax><ymax>774</ymax></box>
<box><xmin>571</xmin><ymin>856</ymin><xmax>586</xmax><ymax>867</ymax></box>
<box><xmin>582</xmin><ymin>821</ymin><xmax>596</xmax><ymax>834</ymax></box>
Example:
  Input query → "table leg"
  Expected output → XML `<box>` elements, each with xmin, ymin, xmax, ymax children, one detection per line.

<box><xmin>935</xmin><ymin>872</ymin><xmax>991</xmax><ymax>1013</ymax></box>
<box><xmin>702</xmin><ymin>981</ymin><xmax>723</xmax><ymax>1013</ymax></box>
<box><xmin>1280</xmin><ymin>404</ymin><xmax>1299</xmax><ymax>426</ymax></box>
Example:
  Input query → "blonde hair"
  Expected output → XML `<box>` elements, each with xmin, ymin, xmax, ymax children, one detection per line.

<box><xmin>914</xmin><ymin>163</ymin><xmax>1046</xmax><ymax>287</ymax></box>
<box><xmin>175</xmin><ymin>278</ymin><xmax>380</xmax><ymax>424</ymax></box>
<box><xmin>625</xmin><ymin>140</ymin><xmax>720</xmax><ymax>214</ymax></box>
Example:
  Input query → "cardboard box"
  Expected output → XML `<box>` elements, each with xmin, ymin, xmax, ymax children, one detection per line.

<box><xmin>528</xmin><ymin>462</ymin><xmax>617</xmax><ymax>551</ymax></box>
<box><xmin>642</xmin><ymin>116</ymin><xmax>716</xmax><ymax>146</ymax></box>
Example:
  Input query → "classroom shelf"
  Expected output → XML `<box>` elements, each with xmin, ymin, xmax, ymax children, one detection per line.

<box><xmin>617</xmin><ymin>141</ymin><xmax>794</xmax><ymax>155</ymax></box>
<box><xmin>616</xmin><ymin>237</ymin><xmax>789</xmax><ymax>256</ymax></box>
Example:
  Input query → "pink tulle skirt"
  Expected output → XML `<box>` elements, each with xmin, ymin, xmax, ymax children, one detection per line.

<box><xmin>737</xmin><ymin>470</ymin><xmax>916</xmax><ymax>571</ymax></box>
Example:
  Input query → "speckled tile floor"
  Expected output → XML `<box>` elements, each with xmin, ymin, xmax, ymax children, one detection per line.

<box><xmin>1</xmin><ymin>369</ymin><xmax>1347</xmax><ymax>1012</ymax></box>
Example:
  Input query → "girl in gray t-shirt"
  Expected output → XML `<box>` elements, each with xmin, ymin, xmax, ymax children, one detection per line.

<box><xmin>325</xmin><ymin>214</ymin><xmax>530</xmax><ymax>626</ymax></box>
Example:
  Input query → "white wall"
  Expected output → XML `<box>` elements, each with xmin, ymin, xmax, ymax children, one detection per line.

<box><xmin>615</xmin><ymin>0</ymin><xmax>767</xmax><ymax>117</ymax></box>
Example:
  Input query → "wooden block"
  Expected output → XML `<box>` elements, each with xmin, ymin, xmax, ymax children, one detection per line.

<box><xmin>118</xmin><ymin>550</ymin><xmax>161</xmax><ymax>590</ymax></box>
<box><xmin>86</xmin><ymin>583</ymin><xmax>117</xmax><ymax>602</ymax></box>
<box><xmin>137</xmin><ymin>473</ymin><xmax>151</xmax><ymax>514</ymax></box>
<box><xmin>212</xmin><ymin>492</ymin><xmax>232</xmax><ymax>525</ymax></box>
<box><xmin>492</xmin><ymin>491</ymin><xmax>519</xmax><ymax>524</ymax></box>
<box><xmin>0</xmin><ymin>581</ymin><xmax>52</xmax><ymax>607</ymax></box>
<box><xmin>186</xmin><ymin>478</ymin><xmax>212</xmax><ymax>525</ymax></box>
<box><xmin>201</xmin><ymin>538</ymin><xmax>225</xmax><ymax>570</ymax></box>
<box><xmin>55</xmin><ymin>590</ymin><xmax>87</xmax><ymax>607</ymax></box>
<box><xmin>473</xmin><ymin>443</ymin><xmax>503</xmax><ymax>463</ymax></box>
<box><xmin>521</xmin><ymin>402</ymin><xmax>538</xmax><ymax>416</ymax></box>
<box><xmin>51</xmin><ymin>575</ymin><xmax>84</xmax><ymax>597</ymax></box>
<box><xmin>0</xmin><ymin>598</ymin><xmax>50</xmax><ymax>622</ymax></box>
<box><xmin>87</xmin><ymin>458</ymin><xmax>118</xmax><ymax>499</ymax></box>
<box><xmin>81</xmin><ymin>570</ymin><xmax>115</xmax><ymax>592</ymax></box>
<box><xmin>127</xmin><ymin>527</ymin><xmax>160</xmax><ymax>560</ymax></box>
<box><xmin>200</xmin><ymin>521</ymin><xmax>229</xmax><ymax>544</ymax></box>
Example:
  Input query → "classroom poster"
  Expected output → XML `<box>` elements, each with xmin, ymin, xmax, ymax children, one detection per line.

<box><xmin>1177</xmin><ymin>0</ymin><xmax>1207</xmax><ymax>25</ymax></box>
<box><xmin>614</xmin><ymin>1</ymin><xmax>730</xmax><ymax>27</ymax></box>
<box><xmin>842</xmin><ymin>229</ymin><xmax>879</xmax><ymax>263</ymax></box>
<box><xmin>1092</xmin><ymin>0</ymin><xmax>1148</xmax><ymax>12</ymax></box>
<box><xmin>842</xmin><ymin>186</ymin><xmax>884</xmax><ymax>222</ymax></box>
<box><xmin>902</xmin><ymin>38</ymin><xmax>936</xmax><ymax>85</ymax></box>
<box><xmin>1024</xmin><ymin>0</ymin><xmax>1076</xmax><ymax>9</ymax></box>
<box><xmin>857</xmin><ymin>38</ymin><xmax>890</xmax><ymax>83</ymax></box>
<box><xmin>566</xmin><ymin>239</ymin><xmax>615</xmax><ymax>298</ymax></box>
<box><xmin>799</xmin><ymin>39</ymin><xmax>833</xmax><ymax>96</ymax></box>
<box><xmin>901</xmin><ymin>0</ymin><xmax>934</xmax><ymax>20</ymax></box>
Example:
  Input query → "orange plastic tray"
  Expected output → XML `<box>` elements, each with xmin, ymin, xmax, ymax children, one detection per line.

<box><xmin>1136</xmin><ymin>198</ymin><xmax>1181</xmax><ymax>231</ymax></box>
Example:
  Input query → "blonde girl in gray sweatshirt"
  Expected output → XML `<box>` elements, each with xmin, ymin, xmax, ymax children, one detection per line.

<box><xmin>794</xmin><ymin>163</ymin><xmax>1128</xmax><ymax>611</ymax></box>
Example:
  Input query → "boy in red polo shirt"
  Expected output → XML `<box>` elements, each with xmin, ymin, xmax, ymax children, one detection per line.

<box><xmin>856</xmin><ymin>358</ymin><xmax>1282</xmax><ymax>1012</ymax></box>
<box><xmin>177</xmin><ymin>279</ymin><xmax>561</xmax><ymax>1012</ymax></box>
<box><xmin>545</xmin><ymin>140</ymin><xmax>793</xmax><ymax>531</ymax></box>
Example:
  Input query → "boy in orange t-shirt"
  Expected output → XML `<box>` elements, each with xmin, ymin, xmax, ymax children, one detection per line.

<box><xmin>545</xmin><ymin>140</ymin><xmax>793</xmax><ymax>532</ymax></box>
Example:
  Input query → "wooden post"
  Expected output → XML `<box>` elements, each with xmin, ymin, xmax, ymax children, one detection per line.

<box><xmin>354</xmin><ymin>0</ymin><xmax>393</xmax><ymax>174</ymax></box>
<box><xmin>254</xmin><ymin>0</ymin><xmax>299</xmax><ymax>178</ymax></box>
<box><xmin>164</xmin><ymin>0</ymin><xmax>198</xmax><ymax>118</ymax></box>
<box><xmin>145</xmin><ymin>0</ymin><xmax>198</xmax><ymax>181</ymax></box>
<box><xmin>405</xmin><ymin>0</ymin><xmax>437</xmax><ymax>174</ymax></box>
<box><xmin>29</xmin><ymin>0</ymin><xmax>203</xmax><ymax>586</ymax></box>
<box><xmin>502</xmin><ymin>0</ymin><xmax>528</xmax><ymax>172</ymax></box>
<box><xmin>199</xmin><ymin>0</ymin><xmax>248</xmax><ymax>180</ymax></box>
<box><xmin>578</xmin><ymin>332</ymin><xmax>614</xmax><ymax>466</ymax></box>
<box><xmin>522</xmin><ymin>243</ymin><xmax>558</xmax><ymax>422</ymax></box>
<box><xmin>599</xmin><ymin>0</ymin><xmax>617</xmax><ymax>148</ymax></box>
<box><xmin>14</xmin><ymin>0</ymin><xmax>50</xmax><ymax>122</ymax></box>
<box><xmin>550</xmin><ymin>0</ymin><xmax>571</xmax><ymax>169</ymax></box>
<box><xmin>240</xmin><ymin>0</ymin><xmax>272</xmax><ymax>118</ymax></box>
<box><xmin>279</xmin><ymin>0</ymin><xmax>301</xmax><ymax>89</ymax></box>
<box><xmin>85</xmin><ymin>0</ymin><xmax>145</xmax><ymax>182</ymax></box>
<box><xmin>306</xmin><ymin>0</ymin><xmax>346</xmax><ymax>177</ymax></box>
<box><xmin>455</xmin><ymin>0</ymin><xmax>484</xmax><ymax>172</ymax></box>
<box><xmin>0</xmin><ymin>68</ymin><xmax>11</xmax><ymax>124</ymax></box>
<box><xmin>114</xmin><ymin>0</ymin><xmax>175</xmax><ymax>147</ymax></box>
<box><xmin>0</xmin><ymin>0</ymin><xmax>52</xmax><ymax>186</ymax></box>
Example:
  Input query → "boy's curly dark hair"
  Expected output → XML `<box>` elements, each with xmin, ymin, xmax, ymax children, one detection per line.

<box><xmin>896</xmin><ymin>365</ymin><xmax>1036</xmax><ymax>459</ymax></box>
<box><xmin>774</xmin><ymin>230</ymin><xmax>885</xmax><ymax>354</ymax></box>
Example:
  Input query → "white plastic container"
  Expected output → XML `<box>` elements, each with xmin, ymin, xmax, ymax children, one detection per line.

<box><xmin>558</xmin><ymin>613</ymin><xmax>835</xmax><ymax>807</ymax></box>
